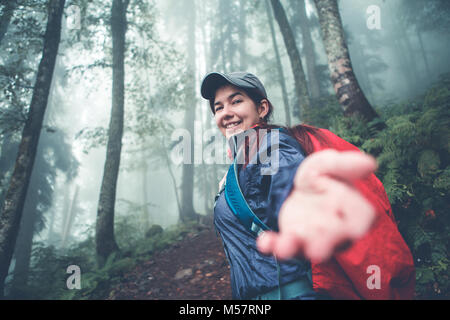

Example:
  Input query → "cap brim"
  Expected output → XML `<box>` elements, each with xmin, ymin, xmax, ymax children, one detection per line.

<box><xmin>200</xmin><ymin>72</ymin><xmax>257</xmax><ymax>100</ymax></box>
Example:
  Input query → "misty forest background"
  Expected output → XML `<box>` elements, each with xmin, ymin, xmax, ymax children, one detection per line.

<box><xmin>0</xmin><ymin>0</ymin><xmax>449</xmax><ymax>299</ymax></box>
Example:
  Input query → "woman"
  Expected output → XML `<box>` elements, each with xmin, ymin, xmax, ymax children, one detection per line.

<box><xmin>200</xmin><ymin>71</ymin><xmax>415</xmax><ymax>300</ymax></box>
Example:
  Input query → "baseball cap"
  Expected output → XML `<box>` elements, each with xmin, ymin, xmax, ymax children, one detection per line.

<box><xmin>200</xmin><ymin>72</ymin><xmax>268</xmax><ymax>112</ymax></box>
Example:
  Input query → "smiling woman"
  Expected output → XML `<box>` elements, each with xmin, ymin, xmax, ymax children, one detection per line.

<box><xmin>213</xmin><ymin>85</ymin><xmax>268</xmax><ymax>139</ymax></box>
<box><xmin>200</xmin><ymin>71</ymin><xmax>415</xmax><ymax>300</ymax></box>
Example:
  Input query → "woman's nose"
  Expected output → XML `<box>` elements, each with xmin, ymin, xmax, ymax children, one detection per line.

<box><xmin>221</xmin><ymin>104</ymin><xmax>234</xmax><ymax>119</ymax></box>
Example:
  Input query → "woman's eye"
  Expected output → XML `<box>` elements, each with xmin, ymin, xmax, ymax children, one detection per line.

<box><xmin>232</xmin><ymin>99</ymin><xmax>242</xmax><ymax>104</ymax></box>
<box><xmin>215</xmin><ymin>106</ymin><xmax>223</xmax><ymax>112</ymax></box>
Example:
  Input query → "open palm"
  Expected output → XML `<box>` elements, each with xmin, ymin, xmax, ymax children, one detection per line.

<box><xmin>257</xmin><ymin>150</ymin><xmax>378</xmax><ymax>263</ymax></box>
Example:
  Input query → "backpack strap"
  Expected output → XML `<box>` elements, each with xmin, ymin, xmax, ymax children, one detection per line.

<box><xmin>224</xmin><ymin>127</ymin><xmax>287</xmax><ymax>236</ymax></box>
<box><xmin>224</xmin><ymin>158</ymin><xmax>270</xmax><ymax>236</ymax></box>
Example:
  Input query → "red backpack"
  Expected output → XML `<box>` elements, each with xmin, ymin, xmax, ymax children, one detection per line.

<box><xmin>306</xmin><ymin>128</ymin><xmax>416</xmax><ymax>299</ymax></box>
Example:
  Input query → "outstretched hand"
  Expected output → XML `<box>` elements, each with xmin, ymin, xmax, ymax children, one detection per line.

<box><xmin>257</xmin><ymin>150</ymin><xmax>378</xmax><ymax>264</ymax></box>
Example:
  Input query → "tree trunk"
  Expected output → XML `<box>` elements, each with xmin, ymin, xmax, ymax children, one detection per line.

<box><xmin>313</xmin><ymin>0</ymin><xmax>379</xmax><ymax>122</ymax></box>
<box><xmin>0</xmin><ymin>0</ymin><xmax>17</xmax><ymax>46</ymax></box>
<box><xmin>0</xmin><ymin>0</ymin><xmax>65</xmax><ymax>298</ymax></box>
<box><xmin>416</xmin><ymin>29</ymin><xmax>431</xmax><ymax>79</ymax></box>
<box><xmin>270</xmin><ymin>0</ymin><xmax>311</xmax><ymax>123</ymax></box>
<box><xmin>0</xmin><ymin>135</ymin><xmax>19</xmax><ymax>206</ymax></box>
<box><xmin>161</xmin><ymin>141</ymin><xmax>181</xmax><ymax>217</ymax></box>
<box><xmin>238</xmin><ymin>0</ymin><xmax>248</xmax><ymax>70</ymax></box>
<box><xmin>10</xmin><ymin>180</ymin><xmax>39</xmax><ymax>297</ymax></box>
<box><xmin>265</xmin><ymin>0</ymin><xmax>291</xmax><ymax>126</ymax></box>
<box><xmin>180</xmin><ymin>0</ymin><xmax>198</xmax><ymax>223</ymax></box>
<box><xmin>140</xmin><ymin>149</ymin><xmax>150</xmax><ymax>232</ymax></box>
<box><xmin>61</xmin><ymin>185</ymin><xmax>79</xmax><ymax>249</ymax></box>
<box><xmin>294</xmin><ymin>0</ymin><xmax>321</xmax><ymax>99</ymax></box>
<box><xmin>95</xmin><ymin>0</ymin><xmax>129</xmax><ymax>267</ymax></box>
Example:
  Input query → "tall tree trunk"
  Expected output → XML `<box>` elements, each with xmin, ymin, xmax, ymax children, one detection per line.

<box><xmin>0</xmin><ymin>0</ymin><xmax>17</xmax><ymax>46</ymax></box>
<box><xmin>180</xmin><ymin>0</ymin><xmax>198</xmax><ymax>223</ymax></box>
<box><xmin>238</xmin><ymin>0</ymin><xmax>248</xmax><ymax>70</ymax></box>
<box><xmin>416</xmin><ymin>29</ymin><xmax>431</xmax><ymax>79</ymax></box>
<box><xmin>61</xmin><ymin>185</ymin><xmax>79</xmax><ymax>249</ymax></box>
<box><xmin>95</xmin><ymin>0</ymin><xmax>129</xmax><ymax>266</ymax></box>
<box><xmin>10</xmin><ymin>179</ymin><xmax>39</xmax><ymax>298</ymax></box>
<box><xmin>265</xmin><ymin>0</ymin><xmax>291</xmax><ymax>126</ymax></box>
<box><xmin>161</xmin><ymin>141</ymin><xmax>181</xmax><ymax>217</ymax></box>
<box><xmin>140</xmin><ymin>149</ymin><xmax>150</xmax><ymax>232</ymax></box>
<box><xmin>313</xmin><ymin>0</ymin><xmax>379</xmax><ymax>122</ymax></box>
<box><xmin>294</xmin><ymin>0</ymin><xmax>321</xmax><ymax>99</ymax></box>
<box><xmin>0</xmin><ymin>136</ymin><xmax>19</xmax><ymax>206</ymax></box>
<box><xmin>0</xmin><ymin>0</ymin><xmax>65</xmax><ymax>298</ymax></box>
<box><xmin>270</xmin><ymin>0</ymin><xmax>311</xmax><ymax>123</ymax></box>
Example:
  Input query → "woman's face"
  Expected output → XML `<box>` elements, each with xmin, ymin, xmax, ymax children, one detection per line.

<box><xmin>213</xmin><ymin>84</ymin><xmax>269</xmax><ymax>139</ymax></box>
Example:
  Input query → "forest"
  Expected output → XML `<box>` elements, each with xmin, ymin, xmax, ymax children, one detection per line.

<box><xmin>0</xmin><ymin>0</ymin><xmax>448</xmax><ymax>300</ymax></box>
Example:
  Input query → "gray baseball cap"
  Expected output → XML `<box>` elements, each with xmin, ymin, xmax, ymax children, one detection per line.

<box><xmin>200</xmin><ymin>72</ymin><xmax>268</xmax><ymax>112</ymax></box>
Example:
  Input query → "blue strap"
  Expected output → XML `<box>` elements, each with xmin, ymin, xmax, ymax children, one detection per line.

<box><xmin>224</xmin><ymin>159</ymin><xmax>270</xmax><ymax>236</ymax></box>
<box><xmin>223</xmin><ymin>128</ymin><xmax>314</xmax><ymax>300</ymax></box>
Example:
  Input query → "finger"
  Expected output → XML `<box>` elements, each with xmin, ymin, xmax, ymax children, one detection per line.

<box><xmin>272</xmin><ymin>232</ymin><xmax>305</xmax><ymax>260</ymax></box>
<box><xmin>295</xmin><ymin>150</ymin><xmax>377</xmax><ymax>187</ymax></box>
<box><xmin>256</xmin><ymin>231</ymin><xmax>278</xmax><ymax>255</ymax></box>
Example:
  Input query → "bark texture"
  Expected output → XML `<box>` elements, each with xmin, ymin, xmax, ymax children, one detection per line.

<box><xmin>314</xmin><ymin>0</ymin><xmax>379</xmax><ymax>122</ymax></box>
<box><xmin>0</xmin><ymin>0</ymin><xmax>65</xmax><ymax>297</ymax></box>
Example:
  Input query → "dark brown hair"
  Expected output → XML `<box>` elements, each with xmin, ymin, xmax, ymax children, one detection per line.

<box><xmin>255</xmin><ymin>123</ymin><xmax>327</xmax><ymax>156</ymax></box>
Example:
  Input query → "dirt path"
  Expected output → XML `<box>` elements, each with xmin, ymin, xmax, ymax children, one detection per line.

<box><xmin>108</xmin><ymin>225</ymin><xmax>232</xmax><ymax>300</ymax></box>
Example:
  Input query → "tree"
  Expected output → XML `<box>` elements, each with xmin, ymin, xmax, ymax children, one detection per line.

<box><xmin>0</xmin><ymin>0</ymin><xmax>65</xmax><ymax>297</ymax></box>
<box><xmin>0</xmin><ymin>0</ymin><xmax>18</xmax><ymax>46</ymax></box>
<box><xmin>264</xmin><ymin>0</ymin><xmax>291</xmax><ymax>125</ymax></box>
<box><xmin>313</xmin><ymin>0</ymin><xmax>379</xmax><ymax>123</ymax></box>
<box><xmin>238</xmin><ymin>0</ymin><xmax>248</xmax><ymax>70</ymax></box>
<box><xmin>270</xmin><ymin>0</ymin><xmax>311</xmax><ymax>123</ymax></box>
<box><xmin>289</xmin><ymin>0</ymin><xmax>321</xmax><ymax>99</ymax></box>
<box><xmin>179</xmin><ymin>0</ymin><xmax>198</xmax><ymax>223</ymax></box>
<box><xmin>10</xmin><ymin>129</ymin><xmax>77</xmax><ymax>297</ymax></box>
<box><xmin>95</xmin><ymin>0</ymin><xmax>130</xmax><ymax>267</ymax></box>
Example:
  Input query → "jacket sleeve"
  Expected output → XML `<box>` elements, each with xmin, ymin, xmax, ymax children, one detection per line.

<box><xmin>311</xmin><ymin>129</ymin><xmax>416</xmax><ymax>299</ymax></box>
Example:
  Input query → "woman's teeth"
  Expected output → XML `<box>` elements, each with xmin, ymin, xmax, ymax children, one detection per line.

<box><xmin>225</xmin><ymin>121</ymin><xmax>242</xmax><ymax>129</ymax></box>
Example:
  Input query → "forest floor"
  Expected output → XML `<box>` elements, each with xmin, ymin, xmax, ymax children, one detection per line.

<box><xmin>107</xmin><ymin>224</ymin><xmax>232</xmax><ymax>300</ymax></box>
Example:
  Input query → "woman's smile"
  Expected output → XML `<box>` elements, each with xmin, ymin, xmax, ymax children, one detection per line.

<box><xmin>213</xmin><ymin>84</ymin><xmax>268</xmax><ymax>138</ymax></box>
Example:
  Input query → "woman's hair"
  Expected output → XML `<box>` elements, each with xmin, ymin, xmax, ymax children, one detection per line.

<box><xmin>244</xmin><ymin>90</ymin><xmax>327</xmax><ymax>156</ymax></box>
<box><xmin>255</xmin><ymin>122</ymin><xmax>327</xmax><ymax>156</ymax></box>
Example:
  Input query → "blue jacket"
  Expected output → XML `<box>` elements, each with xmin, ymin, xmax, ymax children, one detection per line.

<box><xmin>213</xmin><ymin>128</ymin><xmax>315</xmax><ymax>300</ymax></box>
